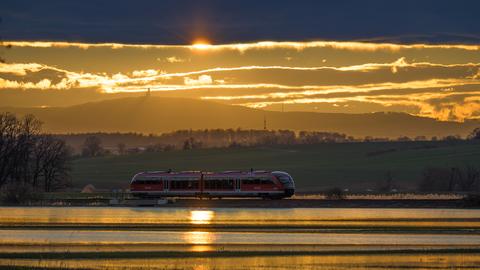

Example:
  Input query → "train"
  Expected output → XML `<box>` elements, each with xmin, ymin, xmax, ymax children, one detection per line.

<box><xmin>130</xmin><ymin>170</ymin><xmax>295</xmax><ymax>199</ymax></box>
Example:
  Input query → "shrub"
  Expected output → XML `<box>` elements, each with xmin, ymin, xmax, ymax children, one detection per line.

<box><xmin>325</xmin><ymin>187</ymin><xmax>345</xmax><ymax>200</ymax></box>
<box><xmin>0</xmin><ymin>183</ymin><xmax>37</xmax><ymax>204</ymax></box>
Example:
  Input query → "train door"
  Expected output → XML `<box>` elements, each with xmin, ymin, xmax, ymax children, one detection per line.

<box><xmin>163</xmin><ymin>178</ymin><xmax>169</xmax><ymax>193</ymax></box>
<box><xmin>235</xmin><ymin>179</ymin><xmax>241</xmax><ymax>193</ymax></box>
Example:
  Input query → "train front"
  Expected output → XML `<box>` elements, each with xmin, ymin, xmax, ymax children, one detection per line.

<box><xmin>272</xmin><ymin>171</ymin><xmax>295</xmax><ymax>197</ymax></box>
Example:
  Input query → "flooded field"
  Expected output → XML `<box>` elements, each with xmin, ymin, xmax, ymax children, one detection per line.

<box><xmin>0</xmin><ymin>207</ymin><xmax>479</xmax><ymax>269</ymax></box>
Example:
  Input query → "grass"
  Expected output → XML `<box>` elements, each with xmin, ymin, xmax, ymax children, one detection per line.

<box><xmin>71</xmin><ymin>140</ymin><xmax>480</xmax><ymax>192</ymax></box>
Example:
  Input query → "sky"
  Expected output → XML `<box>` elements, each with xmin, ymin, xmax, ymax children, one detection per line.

<box><xmin>1</xmin><ymin>0</ymin><xmax>480</xmax><ymax>121</ymax></box>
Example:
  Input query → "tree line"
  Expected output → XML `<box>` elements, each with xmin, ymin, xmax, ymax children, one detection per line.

<box><xmin>77</xmin><ymin>129</ymin><xmax>353</xmax><ymax>156</ymax></box>
<box><xmin>373</xmin><ymin>165</ymin><xmax>480</xmax><ymax>194</ymax></box>
<box><xmin>75</xmin><ymin>127</ymin><xmax>480</xmax><ymax>157</ymax></box>
<box><xmin>419</xmin><ymin>165</ymin><xmax>480</xmax><ymax>193</ymax></box>
<box><xmin>0</xmin><ymin>113</ymin><xmax>71</xmax><ymax>202</ymax></box>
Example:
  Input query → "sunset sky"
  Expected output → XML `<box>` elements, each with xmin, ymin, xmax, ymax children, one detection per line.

<box><xmin>1</xmin><ymin>0</ymin><xmax>480</xmax><ymax>121</ymax></box>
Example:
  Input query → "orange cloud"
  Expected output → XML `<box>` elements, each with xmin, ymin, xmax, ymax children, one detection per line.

<box><xmin>184</xmin><ymin>75</ymin><xmax>213</xmax><ymax>86</ymax></box>
<box><xmin>4</xmin><ymin>40</ymin><xmax>480</xmax><ymax>52</ymax></box>
<box><xmin>0</xmin><ymin>63</ymin><xmax>45</xmax><ymax>75</ymax></box>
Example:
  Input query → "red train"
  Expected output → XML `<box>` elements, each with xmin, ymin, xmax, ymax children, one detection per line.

<box><xmin>130</xmin><ymin>170</ymin><xmax>295</xmax><ymax>199</ymax></box>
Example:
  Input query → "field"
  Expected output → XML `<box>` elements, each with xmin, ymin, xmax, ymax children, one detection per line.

<box><xmin>71</xmin><ymin>140</ymin><xmax>480</xmax><ymax>192</ymax></box>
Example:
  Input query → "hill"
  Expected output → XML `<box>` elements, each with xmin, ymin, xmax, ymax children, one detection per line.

<box><xmin>71</xmin><ymin>140</ymin><xmax>480</xmax><ymax>192</ymax></box>
<box><xmin>1</xmin><ymin>96</ymin><xmax>478</xmax><ymax>138</ymax></box>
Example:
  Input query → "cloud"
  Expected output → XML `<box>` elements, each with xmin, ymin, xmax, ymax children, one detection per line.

<box><xmin>131</xmin><ymin>69</ymin><xmax>159</xmax><ymax>77</ymax></box>
<box><xmin>4</xmin><ymin>40</ymin><xmax>480</xmax><ymax>52</ymax></box>
<box><xmin>0</xmin><ymin>77</ymin><xmax>55</xmax><ymax>89</ymax></box>
<box><xmin>2</xmin><ymin>39</ymin><xmax>480</xmax><ymax>122</ymax></box>
<box><xmin>0</xmin><ymin>63</ymin><xmax>45</xmax><ymax>75</ymax></box>
<box><xmin>473</xmin><ymin>69</ymin><xmax>480</xmax><ymax>79</ymax></box>
<box><xmin>391</xmin><ymin>57</ymin><xmax>408</xmax><ymax>73</ymax></box>
<box><xmin>184</xmin><ymin>75</ymin><xmax>213</xmax><ymax>86</ymax></box>
<box><xmin>164</xmin><ymin>56</ymin><xmax>186</xmax><ymax>63</ymax></box>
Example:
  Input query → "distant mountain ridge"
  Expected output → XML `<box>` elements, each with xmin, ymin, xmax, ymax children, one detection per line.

<box><xmin>1</xmin><ymin>96</ymin><xmax>478</xmax><ymax>138</ymax></box>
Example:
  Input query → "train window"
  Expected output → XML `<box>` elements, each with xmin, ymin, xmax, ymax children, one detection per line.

<box><xmin>170</xmin><ymin>180</ymin><xmax>199</xmax><ymax>189</ymax></box>
<box><xmin>261</xmin><ymin>179</ymin><xmax>274</xmax><ymax>185</ymax></box>
<box><xmin>205</xmin><ymin>179</ymin><xmax>234</xmax><ymax>189</ymax></box>
<box><xmin>274</xmin><ymin>173</ymin><xmax>292</xmax><ymax>184</ymax></box>
<box><xmin>134</xmin><ymin>179</ymin><xmax>162</xmax><ymax>185</ymax></box>
<box><xmin>241</xmin><ymin>179</ymin><xmax>264</xmax><ymax>185</ymax></box>
<box><xmin>276</xmin><ymin>175</ymin><xmax>291</xmax><ymax>184</ymax></box>
<box><xmin>241</xmin><ymin>179</ymin><xmax>251</xmax><ymax>185</ymax></box>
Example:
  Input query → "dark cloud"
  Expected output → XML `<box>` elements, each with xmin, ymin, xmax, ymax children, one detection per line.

<box><xmin>2</xmin><ymin>0</ymin><xmax>480</xmax><ymax>44</ymax></box>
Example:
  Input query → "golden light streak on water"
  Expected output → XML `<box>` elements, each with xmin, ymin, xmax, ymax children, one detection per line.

<box><xmin>183</xmin><ymin>231</ymin><xmax>216</xmax><ymax>252</ymax></box>
<box><xmin>189</xmin><ymin>210</ymin><xmax>215</xmax><ymax>224</ymax></box>
<box><xmin>183</xmin><ymin>231</ymin><xmax>214</xmax><ymax>244</ymax></box>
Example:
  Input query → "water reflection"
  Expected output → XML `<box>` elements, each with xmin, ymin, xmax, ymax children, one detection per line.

<box><xmin>183</xmin><ymin>231</ymin><xmax>215</xmax><ymax>244</ymax></box>
<box><xmin>183</xmin><ymin>231</ymin><xmax>215</xmax><ymax>252</ymax></box>
<box><xmin>2</xmin><ymin>253</ymin><xmax>480</xmax><ymax>270</ymax></box>
<box><xmin>189</xmin><ymin>210</ymin><xmax>215</xmax><ymax>224</ymax></box>
<box><xmin>185</xmin><ymin>210</ymin><xmax>215</xmax><ymax>252</ymax></box>
<box><xmin>2</xmin><ymin>207</ymin><xmax>480</xmax><ymax>228</ymax></box>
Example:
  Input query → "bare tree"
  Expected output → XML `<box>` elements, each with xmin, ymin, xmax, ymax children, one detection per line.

<box><xmin>0</xmin><ymin>113</ymin><xmax>71</xmax><ymax>197</ymax></box>
<box><xmin>377</xmin><ymin>171</ymin><xmax>394</xmax><ymax>192</ymax></box>
<box><xmin>117</xmin><ymin>142</ymin><xmax>126</xmax><ymax>155</ymax></box>
<box><xmin>468</xmin><ymin>128</ymin><xmax>480</xmax><ymax>140</ymax></box>
<box><xmin>82</xmin><ymin>136</ymin><xmax>104</xmax><ymax>157</ymax></box>
<box><xmin>419</xmin><ymin>166</ymin><xmax>480</xmax><ymax>192</ymax></box>
<box><xmin>11</xmin><ymin>115</ymin><xmax>42</xmax><ymax>185</ymax></box>
<box><xmin>0</xmin><ymin>113</ymin><xmax>19</xmax><ymax>187</ymax></box>
<box><xmin>460</xmin><ymin>165</ymin><xmax>480</xmax><ymax>192</ymax></box>
<box><xmin>419</xmin><ymin>167</ymin><xmax>452</xmax><ymax>192</ymax></box>
<box><xmin>42</xmin><ymin>137</ymin><xmax>71</xmax><ymax>192</ymax></box>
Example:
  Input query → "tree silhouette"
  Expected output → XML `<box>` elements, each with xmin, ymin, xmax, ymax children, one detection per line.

<box><xmin>82</xmin><ymin>136</ymin><xmax>104</xmax><ymax>157</ymax></box>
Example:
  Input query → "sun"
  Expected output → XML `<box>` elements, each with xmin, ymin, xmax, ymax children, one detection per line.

<box><xmin>192</xmin><ymin>39</ymin><xmax>212</xmax><ymax>50</ymax></box>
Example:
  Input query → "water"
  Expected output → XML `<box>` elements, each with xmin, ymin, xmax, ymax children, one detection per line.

<box><xmin>1</xmin><ymin>207</ymin><xmax>480</xmax><ymax>226</ymax></box>
<box><xmin>2</xmin><ymin>254</ymin><xmax>480</xmax><ymax>270</ymax></box>
<box><xmin>1</xmin><ymin>207</ymin><xmax>479</xmax><ymax>269</ymax></box>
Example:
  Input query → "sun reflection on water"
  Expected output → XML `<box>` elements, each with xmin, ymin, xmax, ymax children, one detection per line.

<box><xmin>183</xmin><ymin>231</ymin><xmax>216</xmax><ymax>252</ymax></box>
<box><xmin>184</xmin><ymin>231</ymin><xmax>213</xmax><ymax>244</ymax></box>
<box><xmin>189</xmin><ymin>210</ymin><xmax>215</xmax><ymax>225</ymax></box>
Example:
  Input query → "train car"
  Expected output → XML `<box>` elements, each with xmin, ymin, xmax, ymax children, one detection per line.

<box><xmin>129</xmin><ymin>170</ymin><xmax>295</xmax><ymax>199</ymax></box>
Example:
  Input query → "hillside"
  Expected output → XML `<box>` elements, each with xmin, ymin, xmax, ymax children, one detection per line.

<box><xmin>71</xmin><ymin>140</ymin><xmax>480</xmax><ymax>192</ymax></box>
<box><xmin>1</xmin><ymin>96</ymin><xmax>478</xmax><ymax>138</ymax></box>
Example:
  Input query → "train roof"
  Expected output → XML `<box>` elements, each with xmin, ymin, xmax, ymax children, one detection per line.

<box><xmin>133</xmin><ymin>170</ymin><xmax>276</xmax><ymax>178</ymax></box>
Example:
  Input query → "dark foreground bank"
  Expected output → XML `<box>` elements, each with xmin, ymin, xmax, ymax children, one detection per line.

<box><xmin>4</xmin><ymin>196</ymin><xmax>480</xmax><ymax>208</ymax></box>
<box><xmin>2</xmin><ymin>190</ymin><xmax>479</xmax><ymax>208</ymax></box>
<box><xmin>154</xmin><ymin>198</ymin><xmax>480</xmax><ymax>208</ymax></box>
